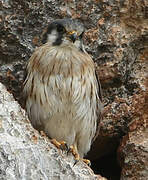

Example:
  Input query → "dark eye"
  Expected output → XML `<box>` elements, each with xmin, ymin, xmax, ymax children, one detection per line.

<box><xmin>57</xmin><ymin>24</ymin><xmax>65</xmax><ymax>33</ymax></box>
<box><xmin>79</xmin><ymin>31</ymin><xmax>85</xmax><ymax>39</ymax></box>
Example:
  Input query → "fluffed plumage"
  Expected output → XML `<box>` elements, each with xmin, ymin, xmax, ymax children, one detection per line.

<box><xmin>24</xmin><ymin>19</ymin><xmax>102</xmax><ymax>158</ymax></box>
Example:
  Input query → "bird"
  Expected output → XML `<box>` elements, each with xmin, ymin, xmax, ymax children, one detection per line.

<box><xmin>23</xmin><ymin>18</ymin><xmax>103</xmax><ymax>164</ymax></box>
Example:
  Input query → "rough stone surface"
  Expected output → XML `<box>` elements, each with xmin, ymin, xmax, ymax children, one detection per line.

<box><xmin>0</xmin><ymin>82</ymin><xmax>106</xmax><ymax>180</ymax></box>
<box><xmin>0</xmin><ymin>0</ymin><xmax>148</xmax><ymax>179</ymax></box>
<box><xmin>118</xmin><ymin>127</ymin><xmax>148</xmax><ymax>180</ymax></box>
<box><xmin>87</xmin><ymin>0</ymin><xmax>148</xmax><ymax>160</ymax></box>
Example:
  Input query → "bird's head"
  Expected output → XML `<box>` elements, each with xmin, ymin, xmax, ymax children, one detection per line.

<box><xmin>42</xmin><ymin>18</ymin><xmax>85</xmax><ymax>52</ymax></box>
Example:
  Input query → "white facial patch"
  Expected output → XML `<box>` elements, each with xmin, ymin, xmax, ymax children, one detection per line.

<box><xmin>47</xmin><ymin>30</ymin><xmax>58</xmax><ymax>43</ymax></box>
<box><xmin>74</xmin><ymin>39</ymin><xmax>86</xmax><ymax>52</ymax></box>
<box><xmin>74</xmin><ymin>39</ymin><xmax>81</xmax><ymax>49</ymax></box>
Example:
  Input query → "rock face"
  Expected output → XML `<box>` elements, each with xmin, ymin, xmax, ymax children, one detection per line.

<box><xmin>0</xmin><ymin>0</ymin><xmax>148</xmax><ymax>179</ymax></box>
<box><xmin>118</xmin><ymin>128</ymin><xmax>148</xmax><ymax>180</ymax></box>
<box><xmin>0</xmin><ymin>82</ymin><xmax>106</xmax><ymax>180</ymax></box>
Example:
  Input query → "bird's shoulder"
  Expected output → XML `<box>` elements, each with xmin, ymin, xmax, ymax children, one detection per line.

<box><xmin>28</xmin><ymin>43</ymin><xmax>95</xmax><ymax>74</ymax></box>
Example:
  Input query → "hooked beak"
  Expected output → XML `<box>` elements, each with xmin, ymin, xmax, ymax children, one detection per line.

<box><xmin>67</xmin><ymin>31</ymin><xmax>77</xmax><ymax>43</ymax></box>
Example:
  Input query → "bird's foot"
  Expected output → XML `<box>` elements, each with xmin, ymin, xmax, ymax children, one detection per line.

<box><xmin>68</xmin><ymin>145</ymin><xmax>91</xmax><ymax>166</ymax></box>
<box><xmin>81</xmin><ymin>158</ymin><xmax>91</xmax><ymax>166</ymax></box>
<box><xmin>50</xmin><ymin>139</ymin><xmax>69</xmax><ymax>151</ymax></box>
<box><xmin>50</xmin><ymin>140</ymin><xmax>91</xmax><ymax>166</ymax></box>
<box><xmin>73</xmin><ymin>158</ymin><xmax>91</xmax><ymax>166</ymax></box>
<box><xmin>69</xmin><ymin>145</ymin><xmax>80</xmax><ymax>163</ymax></box>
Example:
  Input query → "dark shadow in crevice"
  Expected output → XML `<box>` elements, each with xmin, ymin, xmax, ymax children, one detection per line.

<box><xmin>91</xmin><ymin>152</ymin><xmax>121</xmax><ymax>180</ymax></box>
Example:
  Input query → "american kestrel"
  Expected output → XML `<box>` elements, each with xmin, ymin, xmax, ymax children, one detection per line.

<box><xmin>23</xmin><ymin>19</ymin><xmax>102</xmax><ymax>163</ymax></box>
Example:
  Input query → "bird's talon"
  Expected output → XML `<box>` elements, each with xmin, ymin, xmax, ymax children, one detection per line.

<box><xmin>73</xmin><ymin>159</ymin><xmax>79</xmax><ymax>166</ymax></box>
<box><xmin>69</xmin><ymin>145</ymin><xmax>78</xmax><ymax>156</ymax></box>
<box><xmin>68</xmin><ymin>145</ymin><xmax>81</xmax><ymax>166</ymax></box>
<box><xmin>59</xmin><ymin>142</ymin><xmax>69</xmax><ymax>151</ymax></box>
<box><xmin>64</xmin><ymin>143</ymin><xmax>69</xmax><ymax>151</ymax></box>
<box><xmin>50</xmin><ymin>139</ymin><xmax>68</xmax><ymax>151</ymax></box>
<box><xmin>82</xmin><ymin>158</ymin><xmax>91</xmax><ymax>166</ymax></box>
<box><xmin>66</xmin><ymin>146</ymin><xmax>72</xmax><ymax>155</ymax></box>
<box><xmin>50</xmin><ymin>139</ymin><xmax>61</xmax><ymax>149</ymax></box>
